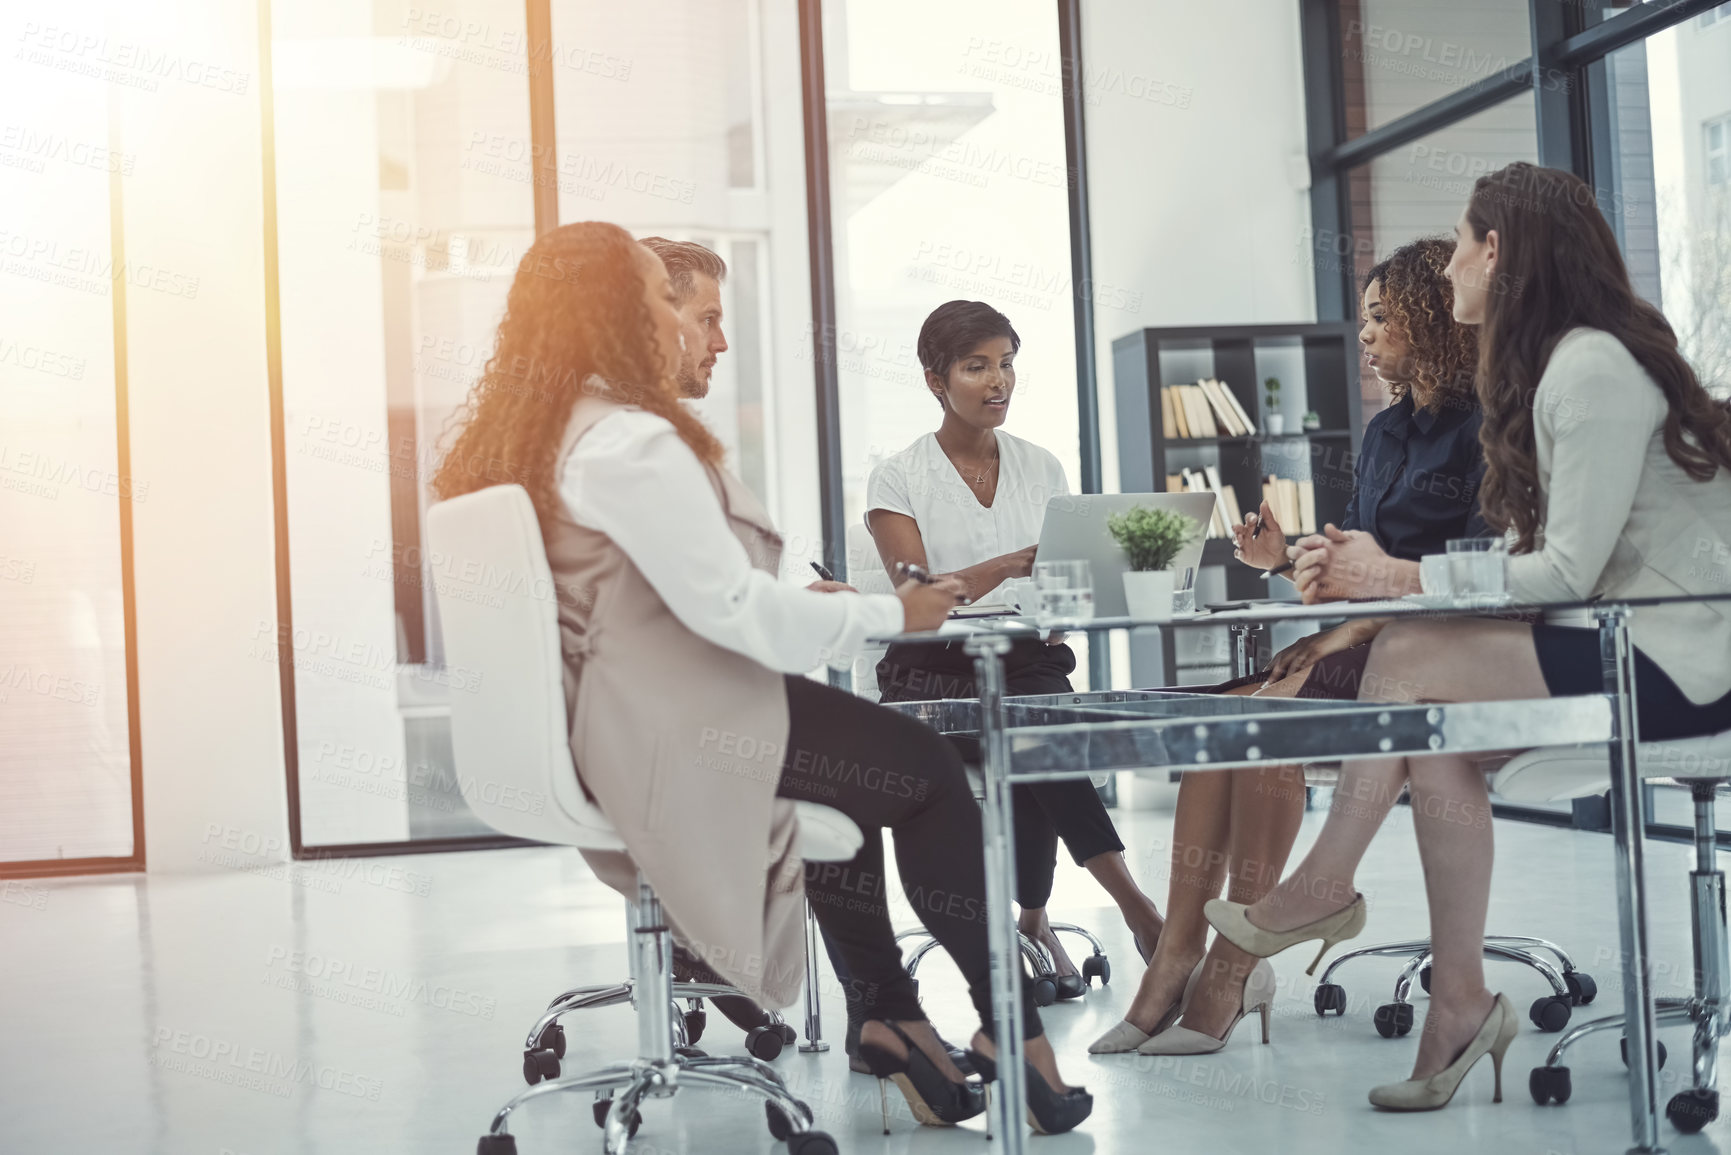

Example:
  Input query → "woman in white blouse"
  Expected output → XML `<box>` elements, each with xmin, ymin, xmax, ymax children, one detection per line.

<box><xmin>867</xmin><ymin>301</ymin><xmax>1167</xmax><ymax>999</ymax></box>
<box><xmin>1206</xmin><ymin>163</ymin><xmax>1731</xmax><ymax>1112</ymax></box>
<box><xmin>431</xmin><ymin>226</ymin><xmax>1090</xmax><ymax>1135</ymax></box>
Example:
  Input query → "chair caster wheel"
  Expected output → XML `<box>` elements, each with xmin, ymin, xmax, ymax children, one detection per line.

<box><xmin>746</xmin><ymin>1024</ymin><xmax>786</xmax><ymax>1061</ymax></box>
<box><xmin>788</xmin><ymin>1131</ymin><xmax>839</xmax><ymax>1155</ymax></box>
<box><xmin>521</xmin><ymin>1048</ymin><xmax>559</xmax><ymax>1085</ymax></box>
<box><xmin>1621</xmin><ymin>1037</ymin><xmax>1668</xmax><ymax>1069</ymax></box>
<box><xmin>1373</xmin><ymin>1003</ymin><xmax>1414</xmax><ymax>1038</ymax></box>
<box><xmin>766</xmin><ymin>1101</ymin><xmax>794</xmax><ymax>1141</ymax></box>
<box><xmin>777</xmin><ymin>1022</ymin><xmax>798</xmax><ymax>1046</ymax></box>
<box><xmin>1529</xmin><ymin>1065</ymin><xmax>1572</xmax><ymax>1105</ymax></box>
<box><xmin>1528</xmin><ymin>995</ymin><xmax>1572</xmax><ymax>1032</ymax></box>
<box><xmin>1667</xmin><ymin>1088</ymin><xmax>1719</xmax><ymax>1133</ymax></box>
<box><xmin>1081</xmin><ymin>954</ymin><xmax>1111</xmax><ymax>988</ymax></box>
<box><xmin>682</xmin><ymin>1009</ymin><xmax>707</xmax><ymax>1046</ymax></box>
<box><xmin>1313</xmin><ymin>983</ymin><xmax>1347</xmax><ymax>1017</ymax></box>
<box><xmin>591</xmin><ymin>1098</ymin><xmax>641</xmax><ymax>1136</ymax></box>
<box><xmin>477</xmin><ymin>1134</ymin><xmax>518</xmax><ymax>1155</ymax></box>
<box><xmin>536</xmin><ymin>1022</ymin><xmax>566</xmax><ymax>1059</ymax></box>
<box><xmin>1418</xmin><ymin>965</ymin><xmax>1431</xmax><ymax>994</ymax></box>
<box><xmin>1564</xmin><ymin>971</ymin><xmax>1597</xmax><ymax>1006</ymax></box>
<box><xmin>1032</xmin><ymin>976</ymin><xmax>1058</xmax><ymax>1006</ymax></box>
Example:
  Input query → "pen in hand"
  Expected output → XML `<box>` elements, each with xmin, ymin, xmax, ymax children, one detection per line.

<box><xmin>809</xmin><ymin>560</ymin><xmax>836</xmax><ymax>582</ymax></box>
<box><xmin>893</xmin><ymin>561</ymin><xmax>971</xmax><ymax>606</ymax></box>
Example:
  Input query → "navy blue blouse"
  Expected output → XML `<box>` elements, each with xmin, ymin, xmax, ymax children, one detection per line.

<box><xmin>1340</xmin><ymin>394</ymin><xmax>1491</xmax><ymax>561</ymax></box>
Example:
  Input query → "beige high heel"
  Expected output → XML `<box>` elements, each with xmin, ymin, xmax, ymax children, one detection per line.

<box><xmin>1203</xmin><ymin>893</ymin><xmax>1367</xmax><ymax>975</ymax></box>
<box><xmin>1135</xmin><ymin>959</ymin><xmax>1276</xmax><ymax>1055</ymax></box>
<box><xmin>1368</xmin><ymin>993</ymin><xmax>1518</xmax><ymax>1111</ymax></box>
<box><xmin>1087</xmin><ymin>960</ymin><xmax>1203</xmax><ymax>1054</ymax></box>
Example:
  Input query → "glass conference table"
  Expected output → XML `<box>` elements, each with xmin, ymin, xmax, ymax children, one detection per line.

<box><xmin>870</xmin><ymin>591</ymin><xmax>1731</xmax><ymax>1155</ymax></box>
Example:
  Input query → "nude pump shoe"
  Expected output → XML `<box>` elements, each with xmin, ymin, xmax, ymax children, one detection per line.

<box><xmin>1087</xmin><ymin>961</ymin><xmax>1204</xmax><ymax>1054</ymax></box>
<box><xmin>1368</xmin><ymin>994</ymin><xmax>1518</xmax><ymax>1111</ymax></box>
<box><xmin>1136</xmin><ymin>959</ymin><xmax>1276</xmax><ymax>1056</ymax></box>
<box><xmin>1203</xmin><ymin>893</ymin><xmax>1367</xmax><ymax>975</ymax></box>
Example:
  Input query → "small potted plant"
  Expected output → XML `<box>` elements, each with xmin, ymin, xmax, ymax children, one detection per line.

<box><xmin>1263</xmin><ymin>376</ymin><xmax>1285</xmax><ymax>435</ymax></box>
<box><xmin>1106</xmin><ymin>506</ymin><xmax>1200</xmax><ymax>622</ymax></box>
<box><xmin>1302</xmin><ymin>409</ymin><xmax>1322</xmax><ymax>432</ymax></box>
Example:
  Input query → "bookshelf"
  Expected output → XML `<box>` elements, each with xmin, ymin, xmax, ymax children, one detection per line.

<box><xmin>1113</xmin><ymin>321</ymin><xmax>1363</xmax><ymax>603</ymax></box>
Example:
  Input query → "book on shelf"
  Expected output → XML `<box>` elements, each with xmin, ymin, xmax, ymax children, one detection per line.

<box><xmin>1203</xmin><ymin>465</ymin><xmax>1244</xmax><ymax>530</ymax></box>
<box><xmin>1297</xmin><ymin>480</ymin><xmax>1317</xmax><ymax>536</ymax></box>
<box><xmin>1179</xmin><ymin>385</ymin><xmax>1216</xmax><ymax>437</ymax></box>
<box><xmin>1219</xmin><ymin>382</ymin><xmax>1258</xmax><ymax>437</ymax></box>
<box><xmin>1199</xmin><ymin>378</ymin><xmax>1246</xmax><ymax>437</ymax></box>
<box><xmin>1160</xmin><ymin>379</ymin><xmax>1259</xmax><ymax>439</ymax></box>
<box><xmin>1260</xmin><ymin>475</ymin><xmax>1317</xmax><ymax>535</ymax></box>
<box><xmin>1161</xmin><ymin>386</ymin><xmax>1190</xmax><ymax>438</ymax></box>
<box><xmin>1178</xmin><ymin>467</ymin><xmax>1232</xmax><ymax>538</ymax></box>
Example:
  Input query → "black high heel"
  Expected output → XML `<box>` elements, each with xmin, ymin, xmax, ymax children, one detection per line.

<box><xmin>967</xmin><ymin>1031</ymin><xmax>1093</xmax><ymax>1136</ymax></box>
<box><xmin>856</xmin><ymin>1020</ymin><xmax>986</xmax><ymax>1132</ymax></box>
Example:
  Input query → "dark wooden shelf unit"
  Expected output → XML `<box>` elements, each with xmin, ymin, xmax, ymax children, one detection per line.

<box><xmin>1114</xmin><ymin>321</ymin><xmax>1363</xmax><ymax>601</ymax></box>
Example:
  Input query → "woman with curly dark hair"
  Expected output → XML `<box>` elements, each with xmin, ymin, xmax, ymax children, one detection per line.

<box><xmin>1209</xmin><ymin>164</ymin><xmax>1731</xmax><ymax>1111</ymax></box>
<box><xmin>1096</xmin><ymin>237</ymin><xmax>1487</xmax><ymax>1057</ymax></box>
<box><xmin>432</xmin><ymin>221</ymin><xmax>1090</xmax><ymax>1135</ymax></box>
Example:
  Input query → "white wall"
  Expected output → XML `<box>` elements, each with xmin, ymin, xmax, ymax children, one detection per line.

<box><xmin>1081</xmin><ymin>0</ymin><xmax>1315</xmax><ymax>494</ymax></box>
<box><xmin>114</xmin><ymin>0</ymin><xmax>292</xmax><ymax>871</ymax></box>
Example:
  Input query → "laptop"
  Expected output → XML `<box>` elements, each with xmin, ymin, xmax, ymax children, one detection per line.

<box><xmin>1034</xmin><ymin>492</ymin><xmax>1219</xmax><ymax>618</ymax></box>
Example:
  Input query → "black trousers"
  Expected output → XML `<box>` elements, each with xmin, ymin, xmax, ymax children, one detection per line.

<box><xmin>777</xmin><ymin>675</ymin><xmax>1043</xmax><ymax>1038</ymax></box>
<box><xmin>877</xmin><ymin>639</ymin><xmax>1126</xmax><ymax>909</ymax></box>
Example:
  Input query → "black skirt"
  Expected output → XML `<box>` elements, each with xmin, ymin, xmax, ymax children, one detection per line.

<box><xmin>1531</xmin><ymin>623</ymin><xmax>1731</xmax><ymax>742</ymax></box>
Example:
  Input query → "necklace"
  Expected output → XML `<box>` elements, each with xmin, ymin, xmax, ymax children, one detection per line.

<box><xmin>969</xmin><ymin>453</ymin><xmax>999</xmax><ymax>486</ymax></box>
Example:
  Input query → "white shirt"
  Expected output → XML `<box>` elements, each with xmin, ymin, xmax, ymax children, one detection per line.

<box><xmin>865</xmin><ymin>431</ymin><xmax>1070</xmax><ymax>606</ymax></box>
<box><xmin>560</xmin><ymin>409</ymin><xmax>905</xmax><ymax>673</ymax></box>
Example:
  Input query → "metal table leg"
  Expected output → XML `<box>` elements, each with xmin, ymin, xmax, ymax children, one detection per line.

<box><xmin>1598</xmin><ymin>606</ymin><xmax>1665</xmax><ymax>1154</ymax></box>
<box><xmin>1229</xmin><ymin>622</ymin><xmax>1260</xmax><ymax>680</ymax></box>
<box><xmin>967</xmin><ymin>633</ymin><xmax>1024</xmax><ymax>1153</ymax></box>
<box><xmin>799</xmin><ymin>898</ymin><xmax>829</xmax><ymax>1053</ymax></box>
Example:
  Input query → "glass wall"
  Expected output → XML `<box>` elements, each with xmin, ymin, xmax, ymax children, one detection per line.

<box><xmin>272</xmin><ymin>0</ymin><xmax>807</xmax><ymax>849</ymax></box>
<box><xmin>819</xmin><ymin>0</ymin><xmax>1081</xmax><ymax>577</ymax></box>
<box><xmin>0</xmin><ymin>2</ymin><xmax>139</xmax><ymax>867</ymax></box>
<box><xmin>272</xmin><ymin>0</ymin><xmax>538</xmax><ymax>847</ymax></box>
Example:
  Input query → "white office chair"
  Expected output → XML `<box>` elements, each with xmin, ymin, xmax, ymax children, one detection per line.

<box><xmin>428</xmin><ymin>484</ymin><xmax>856</xmax><ymax>1155</ymax></box>
<box><xmin>1494</xmin><ymin>729</ymin><xmax>1731</xmax><ymax>1134</ymax></box>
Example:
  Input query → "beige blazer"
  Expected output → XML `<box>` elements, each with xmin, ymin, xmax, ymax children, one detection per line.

<box><xmin>544</xmin><ymin>397</ymin><xmax>807</xmax><ymax>1008</ymax></box>
<box><xmin>1511</xmin><ymin>327</ymin><xmax>1731</xmax><ymax>704</ymax></box>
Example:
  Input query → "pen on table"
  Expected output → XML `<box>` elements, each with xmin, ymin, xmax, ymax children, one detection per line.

<box><xmin>809</xmin><ymin>560</ymin><xmax>836</xmax><ymax>582</ymax></box>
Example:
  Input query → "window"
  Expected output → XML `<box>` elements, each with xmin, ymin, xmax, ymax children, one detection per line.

<box><xmin>1709</xmin><ymin>115</ymin><xmax>1729</xmax><ymax>186</ymax></box>
<box><xmin>1700</xmin><ymin>5</ymin><xmax>1728</xmax><ymax>30</ymax></box>
<box><xmin>820</xmin><ymin>0</ymin><xmax>1081</xmax><ymax>543</ymax></box>
<box><xmin>1338</xmin><ymin>0</ymin><xmax>1534</xmax><ymax>138</ymax></box>
<box><xmin>0</xmin><ymin>16</ymin><xmax>141</xmax><ymax>870</ymax></box>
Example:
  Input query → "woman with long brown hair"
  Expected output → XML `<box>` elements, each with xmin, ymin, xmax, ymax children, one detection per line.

<box><xmin>1096</xmin><ymin>237</ymin><xmax>1487</xmax><ymax>1057</ymax></box>
<box><xmin>431</xmin><ymin>221</ymin><xmax>1090</xmax><ymax>1135</ymax></box>
<box><xmin>1206</xmin><ymin>162</ymin><xmax>1731</xmax><ymax>1111</ymax></box>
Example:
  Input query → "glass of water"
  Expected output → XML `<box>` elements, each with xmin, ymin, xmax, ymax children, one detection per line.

<box><xmin>1171</xmin><ymin>565</ymin><xmax>1197</xmax><ymax>615</ymax></box>
<box><xmin>1446</xmin><ymin>538</ymin><xmax>1507</xmax><ymax>599</ymax></box>
<box><xmin>1033</xmin><ymin>559</ymin><xmax>1095</xmax><ymax>626</ymax></box>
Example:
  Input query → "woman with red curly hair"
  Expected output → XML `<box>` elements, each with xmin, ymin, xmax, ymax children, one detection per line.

<box><xmin>432</xmin><ymin>221</ymin><xmax>1090</xmax><ymax>1135</ymax></box>
<box><xmin>1094</xmin><ymin>237</ymin><xmax>1487</xmax><ymax>1058</ymax></box>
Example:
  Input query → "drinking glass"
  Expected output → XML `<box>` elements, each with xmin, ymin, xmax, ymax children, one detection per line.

<box><xmin>1033</xmin><ymin>559</ymin><xmax>1095</xmax><ymax>626</ymax></box>
<box><xmin>1419</xmin><ymin>554</ymin><xmax>1452</xmax><ymax>597</ymax></box>
<box><xmin>1446</xmin><ymin>538</ymin><xmax>1506</xmax><ymax>599</ymax></box>
<box><xmin>1171</xmin><ymin>565</ymin><xmax>1197</xmax><ymax>615</ymax></box>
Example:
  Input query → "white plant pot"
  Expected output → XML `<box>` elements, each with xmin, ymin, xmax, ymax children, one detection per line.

<box><xmin>1265</xmin><ymin>413</ymin><xmax>1286</xmax><ymax>435</ymax></box>
<box><xmin>1122</xmin><ymin>569</ymin><xmax>1175</xmax><ymax>622</ymax></box>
